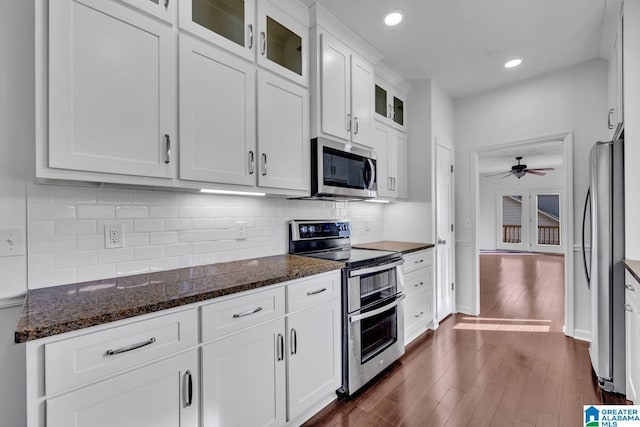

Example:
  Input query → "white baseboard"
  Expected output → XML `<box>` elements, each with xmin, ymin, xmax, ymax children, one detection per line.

<box><xmin>455</xmin><ymin>305</ymin><xmax>474</xmax><ymax>315</ymax></box>
<box><xmin>573</xmin><ymin>328</ymin><xmax>591</xmax><ymax>342</ymax></box>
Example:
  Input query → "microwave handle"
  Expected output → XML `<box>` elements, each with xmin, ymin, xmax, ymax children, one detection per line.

<box><xmin>349</xmin><ymin>294</ymin><xmax>405</xmax><ymax>323</ymax></box>
<box><xmin>364</xmin><ymin>159</ymin><xmax>376</xmax><ymax>191</ymax></box>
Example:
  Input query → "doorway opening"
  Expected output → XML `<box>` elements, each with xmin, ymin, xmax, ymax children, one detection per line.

<box><xmin>470</xmin><ymin>132</ymin><xmax>574</xmax><ymax>337</ymax></box>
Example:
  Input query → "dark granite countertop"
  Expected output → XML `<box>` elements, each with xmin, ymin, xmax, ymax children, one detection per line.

<box><xmin>624</xmin><ymin>259</ymin><xmax>640</xmax><ymax>283</ymax></box>
<box><xmin>15</xmin><ymin>255</ymin><xmax>343</xmax><ymax>343</ymax></box>
<box><xmin>353</xmin><ymin>241</ymin><xmax>435</xmax><ymax>254</ymax></box>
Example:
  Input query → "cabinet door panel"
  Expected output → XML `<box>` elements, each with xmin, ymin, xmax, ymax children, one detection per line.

<box><xmin>49</xmin><ymin>0</ymin><xmax>175</xmax><ymax>178</ymax></box>
<box><xmin>179</xmin><ymin>0</ymin><xmax>255</xmax><ymax>62</ymax></box>
<box><xmin>257</xmin><ymin>71</ymin><xmax>309</xmax><ymax>191</ymax></box>
<box><xmin>320</xmin><ymin>33</ymin><xmax>350</xmax><ymax>141</ymax></box>
<box><xmin>396</xmin><ymin>131</ymin><xmax>407</xmax><ymax>198</ymax></box>
<box><xmin>202</xmin><ymin>320</ymin><xmax>285</xmax><ymax>427</ymax></box>
<box><xmin>287</xmin><ymin>300</ymin><xmax>341</xmax><ymax>422</ymax></box>
<box><xmin>47</xmin><ymin>350</ymin><xmax>198</xmax><ymax>427</ymax></box>
<box><xmin>350</xmin><ymin>55</ymin><xmax>374</xmax><ymax>148</ymax></box>
<box><xmin>373</xmin><ymin>123</ymin><xmax>392</xmax><ymax>198</ymax></box>
<box><xmin>257</xmin><ymin>1</ymin><xmax>308</xmax><ymax>87</ymax></box>
<box><xmin>179</xmin><ymin>36</ymin><xmax>256</xmax><ymax>185</ymax></box>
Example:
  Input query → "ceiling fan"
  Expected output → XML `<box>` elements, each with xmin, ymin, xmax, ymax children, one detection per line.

<box><xmin>485</xmin><ymin>156</ymin><xmax>555</xmax><ymax>179</ymax></box>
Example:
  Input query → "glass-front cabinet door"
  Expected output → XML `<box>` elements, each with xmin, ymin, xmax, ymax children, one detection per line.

<box><xmin>179</xmin><ymin>0</ymin><xmax>256</xmax><ymax>61</ymax></box>
<box><xmin>392</xmin><ymin>96</ymin><xmax>404</xmax><ymax>127</ymax></box>
<box><xmin>375</xmin><ymin>85</ymin><xmax>388</xmax><ymax>119</ymax></box>
<box><xmin>257</xmin><ymin>0</ymin><xmax>308</xmax><ymax>87</ymax></box>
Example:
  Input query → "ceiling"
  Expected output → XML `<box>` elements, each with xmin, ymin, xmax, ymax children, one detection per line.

<box><xmin>303</xmin><ymin>0</ymin><xmax>608</xmax><ymax>98</ymax></box>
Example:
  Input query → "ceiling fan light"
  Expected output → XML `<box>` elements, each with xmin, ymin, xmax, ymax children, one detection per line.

<box><xmin>514</xmin><ymin>170</ymin><xmax>526</xmax><ymax>178</ymax></box>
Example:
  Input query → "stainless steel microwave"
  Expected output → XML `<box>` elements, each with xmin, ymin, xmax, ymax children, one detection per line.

<box><xmin>310</xmin><ymin>138</ymin><xmax>377</xmax><ymax>200</ymax></box>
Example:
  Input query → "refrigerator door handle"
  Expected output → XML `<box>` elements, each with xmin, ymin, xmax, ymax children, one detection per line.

<box><xmin>582</xmin><ymin>187</ymin><xmax>592</xmax><ymax>286</ymax></box>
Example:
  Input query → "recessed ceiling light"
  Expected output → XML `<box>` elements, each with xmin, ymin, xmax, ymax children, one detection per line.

<box><xmin>504</xmin><ymin>58</ymin><xmax>523</xmax><ymax>69</ymax></box>
<box><xmin>384</xmin><ymin>11</ymin><xmax>403</xmax><ymax>27</ymax></box>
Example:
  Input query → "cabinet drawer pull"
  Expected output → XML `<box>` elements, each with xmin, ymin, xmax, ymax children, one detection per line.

<box><xmin>354</xmin><ymin>117</ymin><xmax>359</xmax><ymax>135</ymax></box>
<box><xmin>164</xmin><ymin>134</ymin><xmax>171</xmax><ymax>164</ymax></box>
<box><xmin>625</xmin><ymin>283</ymin><xmax>635</xmax><ymax>292</ymax></box>
<box><xmin>260</xmin><ymin>31</ymin><xmax>266</xmax><ymax>56</ymax></box>
<box><xmin>414</xmin><ymin>311</ymin><xmax>424</xmax><ymax>318</ymax></box>
<box><xmin>248</xmin><ymin>24</ymin><xmax>254</xmax><ymax>50</ymax></box>
<box><xmin>105</xmin><ymin>337</ymin><xmax>156</xmax><ymax>356</ymax></box>
<box><xmin>277</xmin><ymin>333</ymin><xmax>284</xmax><ymax>361</ymax></box>
<box><xmin>306</xmin><ymin>287</ymin><xmax>327</xmax><ymax>296</ymax></box>
<box><xmin>626</xmin><ymin>304</ymin><xmax>634</xmax><ymax>313</ymax></box>
<box><xmin>414</xmin><ymin>282</ymin><xmax>424</xmax><ymax>288</ymax></box>
<box><xmin>415</xmin><ymin>259</ymin><xmax>424</xmax><ymax>264</ymax></box>
<box><xmin>248</xmin><ymin>150</ymin><xmax>255</xmax><ymax>175</ymax></box>
<box><xmin>261</xmin><ymin>153</ymin><xmax>268</xmax><ymax>176</ymax></box>
<box><xmin>184</xmin><ymin>370</ymin><xmax>193</xmax><ymax>407</ymax></box>
<box><xmin>290</xmin><ymin>328</ymin><xmax>297</xmax><ymax>355</ymax></box>
<box><xmin>232</xmin><ymin>306</ymin><xmax>263</xmax><ymax>318</ymax></box>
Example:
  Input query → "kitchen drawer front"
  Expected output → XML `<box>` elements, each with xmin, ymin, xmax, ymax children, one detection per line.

<box><xmin>45</xmin><ymin>308</ymin><xmax>197</xmax><ymax>395</ymax></box>
<box><xmin>403</xmin><ymin>250</ymin><xmax>433</xmax><ymax>274</ymax></box>
<box><xmin>201</xmin><ymin>287</ymin><xmax>285</xmax><ymax>343</ymax></box>
<box><xmin>286</xmin><ymin>271</ymin><xmax>341</xmax><ymax>313</ymax></box>
<box><xmin>404</xmin><ymin>288</ymin><xmax>432</xmax><ymax>331</ymax></box>
<box><xmin>403</xmin><ymin>267</ymin><xmax>431</xmax><ymax>297</ymax></box>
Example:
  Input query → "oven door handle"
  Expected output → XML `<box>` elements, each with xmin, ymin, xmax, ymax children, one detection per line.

<box><xmin>349</xmin><ymin>259</ymin><xmax>404</xmax><ymax>278</ymax></box>
<box><xmin>349</xmin><ymin>294</ymin><xmax>405</xmax><ymax>323</ymax></box>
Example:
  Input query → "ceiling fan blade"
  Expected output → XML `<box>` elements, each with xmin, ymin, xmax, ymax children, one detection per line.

<box><xmin>526</xmin><ymin>170</ymin><xmax>547</xmax><ymax>176</ymax></box>
<box><xmin>484</xmin><ymin>170</ymin><xmax>512</xmax><ymax>177</ymax></box>
<box><xmin>527</xmin><ymin>167</ymin><xmax>555</xmax><ymax>171</ymax></box>
<box><xmin>501</xmin><ymin>172</ymin><xmax>514</xmax><ymax>179</ymax></box>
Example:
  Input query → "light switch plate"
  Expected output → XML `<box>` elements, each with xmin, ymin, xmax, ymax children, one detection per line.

<box><xmin>0</xmin><ymin>228</ymin><xmax>25</xmax><ymax>257</ymax></box>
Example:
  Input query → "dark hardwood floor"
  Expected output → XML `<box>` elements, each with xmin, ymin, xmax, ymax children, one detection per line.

<box><xmin>304</xmin><ymin>253</ymin><xmax>610</xmax><ymax>427</ymax></box>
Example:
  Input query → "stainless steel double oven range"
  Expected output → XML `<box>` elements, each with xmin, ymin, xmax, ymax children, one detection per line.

<box><xmin>289</xmin><ymin>220</ymin><xmax>405</xmax><ymax>396</ymax></box>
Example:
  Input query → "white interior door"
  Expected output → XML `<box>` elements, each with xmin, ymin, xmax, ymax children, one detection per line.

<box><xmin>436</xmin><ymin>144</ymin><xmax>454</xmax><ymax>321</ymax></box>
<box><xmin>530</xmin><ymin>189</ymin><xmax>563</xmax><ymax>254</ymax></box>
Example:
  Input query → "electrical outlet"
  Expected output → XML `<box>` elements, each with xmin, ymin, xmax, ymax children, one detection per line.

<box><xmin>235</xmin><ymin>221</ymin><xmax>247</xmax><ymax>240</ymax></box>
<box><xmin>104</xmin><ymin>224</ymin><xmax>125</xmax><ymax>249</ymax></box>
<box><xmin>0</xmin><ymin>228</ymin><xmax>25</xmax><ymax>257</ymax></box>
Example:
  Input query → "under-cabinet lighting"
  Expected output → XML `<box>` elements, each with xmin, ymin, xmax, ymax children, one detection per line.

<box><xmin>200</xmin><ymin>189</ymin><xmax>266</xmax><ymax>197</ymax></box>
<box><xmin>365</xmin><ymin>199</ymin><xmax>390</xmax><ymax>204</ymax></box>
<box><xmin>384</xmin><ymin>11</ymin><xmax>403</xmax><ymax>27</ymax></box>
<box><xmin>504</xmin><ymin>58</ymin><xmax>523</xmax><ymax>69</ymax></box>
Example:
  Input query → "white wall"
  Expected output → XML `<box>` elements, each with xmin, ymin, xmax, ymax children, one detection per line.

<box><xmin>455</xmin><ymin>59</ymin><xmax>609</xmax><ymax>336</ymax></box>
<box><xmin>624</xmin><ymin>1</ymin><xmax>640</xmax><ymax>259</ymax></box>
<box><xmin>479</xmin><ymin>167</ymin><xmax>564</xmax><ymax>250</ymax></box>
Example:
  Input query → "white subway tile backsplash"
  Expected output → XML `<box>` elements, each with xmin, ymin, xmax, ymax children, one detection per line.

<box><xmin>27</xmin><ymin>185</ymin><xmax>384</xmax><ymax>288</ymax></box>
<box><xmin>98</xmin><ymin>248</ymin><xmax>134</xmax><ymax>264</ymax></box>
<box><xmin>78</xmin><ymin>205</ymin><xmax>115</xmax><ymax>219</ymax></box>
<box><xmin>133</xmin><ymin>219</ymin><xmax>164</xmax><ymax>233</ymax></box>
<box><xmin>54</xmin><ymin>220</ymin><xmax>97</xmax><ymax>236</ymax></box>
<box><xmin>54</xmin><ymin>251</ymin><xmax>98</xmax><ymax>268</ymax></box>
<box><xmin>116</xmin><ymin>206</ymin><xmax>149</xmax><ymax>219</ymax></box>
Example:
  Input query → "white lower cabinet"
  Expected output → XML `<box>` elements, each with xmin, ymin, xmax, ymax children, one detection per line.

<box><xmin>402</xmin><ymin>249</ymin><xmax>435</xmax><ymax>344</ymax></box>
<box><xmin>626</xmin><ymin>271</ymin><xmax>639</xmax><ymax>404</ymax></box>
<box><xmin>47</xmin><ymin>349</ymin><xmax>198</xmax><ymax>427</ymax></box>
<box><xmin>202</xmin><ymin>319</ymin><xmax>286</xmax><ymax>427</ymax></box>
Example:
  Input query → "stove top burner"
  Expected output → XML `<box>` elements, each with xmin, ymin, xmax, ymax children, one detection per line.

<box><xmin>301</xmin><ymin>248</ymin><xmax>401</xmax><ymax>269</ymax></box>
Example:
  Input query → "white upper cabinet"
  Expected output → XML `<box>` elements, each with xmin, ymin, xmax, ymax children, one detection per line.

<box><xmin>121</xmin><ymin>0</ymin><xmax>177</xmax><ymax>24</ymax></box>
<box><xmin>374</xmin><ymin>121</ymin><xmax>406</xmax><ymax>200</ymax></box>
<box><xmin>179</xmin><ymin>35</ymin><xmax>257</xmax><ymax>186</ymax></box>
<box><xmin>257</xmin><ymin>72</ymin><xmax>309</xmax><ymax>191</ymax></box>
<box><xmin>48</xmin><ymin>0</ymin><xmax>176</xmax><ymax>179</ymax></box>
<box><xmin>257</xmin><ymin>0</ymin><xmax>308</xmax><ymax>87</ymax></box>
<box><xmin>179</xmin><ymin>0</ymin><xmax>256</xmax><ymax>62</ymax></box>
<box><xmin>375</xmin><ymin>78</ymin><xmax>407</xmax><ymax>132</ymax></box>
<box><xmin>316</xmin><ymin>31</ymin><xmax>374</xmax><ymax>148</ymax></box>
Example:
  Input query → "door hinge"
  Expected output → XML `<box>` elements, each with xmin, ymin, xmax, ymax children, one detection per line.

<box><xmin>451</xmin><ymin>224</ymin><xmax>454</xmax><ymax>232</ymax></box>
<box><xmin>451</xmin><ymin>282</ymin><xmax>455</xmax><ymax>291</ymax></box>
<box><xmin>450</xmin><ymin>165</ymin><xmax>454</xmax><ymax>173</ymax></box>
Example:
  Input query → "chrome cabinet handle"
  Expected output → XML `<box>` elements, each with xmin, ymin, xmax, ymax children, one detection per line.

<box><xmin>164</xmin><ymin>134</ymin><xmax>171</xmax><ymax>164</ymax></box>
<box><xmin>290</xmin><ymin>329</ymin><xmax>297</xmax><ymax>355</ymax></box>
<box><xmin>354</xmin><ymin>117</ymin><xmax>359</xmax><ymax>135</ymax></box>
<box><xmin>248</xmin><ymin>24</ymin><xmax>254</xmax><ymax>50</ymax></box>
<box><xmin>248</xmin><ymin>151</ymin><xmax>255</xmax><ymax>175</ymax></box>
<box><xmin>232</xmin><ymin>306</ymin><xmax>263</xmax><ymax>318</ymax></box>
<box><xmin>393</xmin><ymin>177</ymin><xmax>397</xmax><ymax>191</ymax></box>
<box><xmin>388</xmin><ymin>177</ymin><xmax>392</xmax><ymax>190</ymax></box>
<box><xmin>438</xmin><ymin>239</ymin><xmax>447</xmax><ymax>245</ymax></box>
<box><xmin>349</xmin><ymin>294</ymin><xmax>406</xmax><ymax>323</ymax></box>
<box><xmin>260</xmin><ymin>31</ymin><xmax>266</xmax><ymax>55</ymax></box>
<box><xmin>164</xmin><ymin>0</ymin><xmax>169</xmax><ymax>9</ymax></box>
<box><xmin>625</xmin><ymin>283</ymin><xmax>635</xmax><ymax>292</ymax></box>
<box><xmin>626</xmin><ymin>304</ymin><xmax>634</xmax><ymax>313</ymax></box>
<box><xmin>105</xmin><ymin>337</ymin><xmax>156</xmax><ymax>356</ymax></box>
<box><xmin>346</xmin><ymin>114</ymin><xmax>352</xmax><ymax>132</ymax></box>
<box><xmin>277</xmin><ymin>333</ymin><xmax>284</xmax><ymax>361</ymax></box>
<box><xmin>262</xmin><ymin>153</ymin><xmax>268</xmax><ymax>176</ymax></box>
<box><xmin>184</xmin><ymin>370</ymin><xmax>193</xmax><ymax>407</ymax></box>
<box><xmin>415</xmin><ymin>259</ymin><xmax>424</xmax><ymax>264</ymax></box>
<box><xmin>306</xmin><ymin>287</ymin><xmax>327</xmax><ymax>296</ymax></box>
<box><xmin>608</xmin><ymin>108</ymin><xmax>615</xmax><ymax>129</ymax></box>
<box><xmin>388</xmin><ymin>104</ymin><xmax>392</xmax><ymax>118</ymax></box>
<box><xmin>414</xmin><ymin>311</ymin><xmax>424</xmax><ymax>318</ymax></box>
<box><xmin>414</xmin><ymin>282</ymin><xmax>424</xmax><ymax>288</ymax></box>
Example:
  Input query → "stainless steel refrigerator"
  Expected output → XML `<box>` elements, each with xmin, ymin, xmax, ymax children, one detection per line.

<box><xmin>582</xmin><ymin>137</ymin><xmax>625</xmax><ymax>394</ymax></box>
